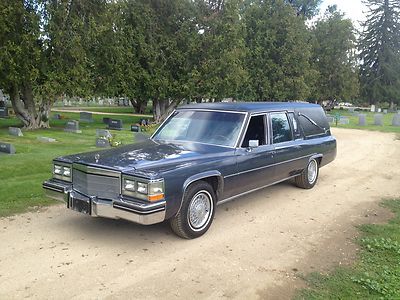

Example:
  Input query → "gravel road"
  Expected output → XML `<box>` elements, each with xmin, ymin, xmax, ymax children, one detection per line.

<box><xmin>1</xmin><ymin>128</ymin><xmax>399</xmax><ymax>299</ymax></box>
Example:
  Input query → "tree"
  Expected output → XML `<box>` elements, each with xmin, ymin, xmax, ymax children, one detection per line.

<box><xmin>359</xmin><ymin>0</ymin><xmax>400</xmax><ymax>106</ymax></box>
<box><xmin>243</xmin><ymin>0</ymin><xmax>313</xmax><ymax>101</ymax></box>
<box><xmin>310</xmin><ymin>6</ymin><xmax>359</xmax><ymax>103</ymax></box>
<box><xmin>285</xmin><ymin>0</ymin><xmax>322</xmax><ymax>18</ymax></box>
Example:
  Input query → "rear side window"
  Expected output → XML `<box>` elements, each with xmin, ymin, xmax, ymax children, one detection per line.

<box><xmin>271</xmin><ymin>113</ymin><xmax>292</xmax><ymax>144</ymax></box>
<box><xmin>288</xmin><ymin>112</ymin><xmax>301</xmax><ymax>139</ymax></box>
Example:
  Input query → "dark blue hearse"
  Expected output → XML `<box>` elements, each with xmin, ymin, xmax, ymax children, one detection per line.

<box><xmin>43</xmin><ymin>102</ymin><xmax>336</xmax><ymax>239</ymax></box>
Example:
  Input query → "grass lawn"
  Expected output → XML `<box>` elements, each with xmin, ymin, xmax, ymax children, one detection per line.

<box><xmin>296</xmin><ymin>199</ymin><xmax>400</xmax><ymax>299</ymax></box>
<box><xmin>0</xmin><ymin>112</ymin><xmax>151</xmax><ymax>217</ymax></box>
<box><xmin>328</xmin><ymin>109</ymin><xmax>400</xmax><ymax>134</ymax></box>
<box><xmin>54</xmin><ymin>106</ymin><xmax>149</xmax><ymax>115</ymax></box>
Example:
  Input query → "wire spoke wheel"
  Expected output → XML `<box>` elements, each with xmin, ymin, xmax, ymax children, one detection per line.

<box><xmin>188</xmin><ymin>191</ymin><xmax>212</xmax><ymax>230</ymax></box>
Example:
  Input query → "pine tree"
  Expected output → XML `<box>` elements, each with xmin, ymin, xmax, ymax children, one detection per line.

<box><xmin>359</xmin><ymin>0</ymin><xmax>400</xmax><ymax>106</ymax></box>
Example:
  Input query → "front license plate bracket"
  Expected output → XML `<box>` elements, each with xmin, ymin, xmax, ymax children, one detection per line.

<box><xmin>69</xmin><ymin>194</ymin><xmax>91</xmax><ymax>215</ymax></box>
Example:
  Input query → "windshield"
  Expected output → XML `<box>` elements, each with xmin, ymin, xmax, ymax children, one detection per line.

<box><xmin>152</xmin><ymin>110</ymin><xmax>245</xmax><ymax>147</ymax></box>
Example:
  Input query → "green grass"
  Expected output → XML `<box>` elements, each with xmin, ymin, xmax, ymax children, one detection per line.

<box><xmin>329</xmin><ymin>109</ymin><xmax>400</xmax><ymax>134</ymax></box>
<box><xmin>54</xmin><ymin>106</ymin><xmax>151</xmax><ymax>115</ymax></box>
<box><xmin>296</xmin><ymin>199</ymin><xmax>400</xmax><ymax>300</ymax></box>
<box><xmin>0</xmin><ymin>112</ymin><xmax>151</xmax><ymax>217</ymax></box>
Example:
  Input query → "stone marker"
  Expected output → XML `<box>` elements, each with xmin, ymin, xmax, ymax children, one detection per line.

<box><xmin>37</xmin><ymin>137</ymin><xmax>56</xmax><ymax>143</ymax></box>
<box><xmin>358</xmin><ymin>114</ymin><xmax>366</xmax><ymax>126</ymax></box>
<box><xmin>8</xmin><ymin>127</ymin><xmax>23</xmax><ymax>137</ymax></box>
<box><xmin>80</xmin><ymin>112</ymin><xmax>93</xmax><ymax>122</ymax></box>
<box><xmin>53</xmin><ymin>113</ymin><xmax>61</xmax><ymax>120</ymax></box>
<box><xmin>108</xmin><ymin>119</ymin><xmax>123</xmax><ymax>130</ymax></box>
<box><xmin>0</xmin><ymin>107</ymin><xmax>8</xmax><ymax>118</ymax></box>
<box><xmin>377</xmin><ymin>108</ymin><xmax>382</xmax><ymax>113</ymax></box>
<box><xmin>96</xmin><ymin>129</ymin><xmax>112</xmax><ymax>139</ymax></box>
<box><xmin>383</xmin><ymin>109</ymin><xmax>388</xmax><ymax>114</ymax></box>
<box><xmin>96</xmin><ymin>137</ymin><xmax>111</xmax><ymax>148</ymax></box>
<box><xmin>96</xmin><ymin>129</ymin><xmax>112</xmax><ymax>147</ymax></box>
<box><xmin>339</xmin><ymin>117</ymin><xmax>350</xmax><ymax>125</ymax></box>
<box><xmin>0</xmin><ymin>142</ymin><xmax>15</xmax><ymax>154</ymax></box>
<box><xmin>131</xmin><ymin>125</ymin><xmax>141</xmax><ymax>132</ymax></box>
<box><xmin>374</xmin><ymin>114</ymin><xmax>383</xmax><ymax>126</ymax></box>
<box><xmin>102</xmin><ymin>117</ymin><xmax>111</xmax><ymax>125</ymax></box>
<box><xmin>348</xmin><ymin>107</ymin><xmax>355</xmax><ymax>113</ymax></box>
<box><xmin>392</xmin><ymin>114</ymin><xmax>400</xmax><ymax>127</ymax></box>
<box><xmin>370</xmin><ymin>104</ymin><xmax>375</xmax><ymax>112</ymax></box>
<box><xmin>64</xmin><ymin>120</ymin><xmax>82</xmax><ymax>133</ymax></box>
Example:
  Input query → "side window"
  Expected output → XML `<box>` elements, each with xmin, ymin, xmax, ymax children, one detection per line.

<box><xmin>288</xmin><ymin>112</ymin><xmax>301</xmax><ymax>138</ymax></box>
<box><xmin>271</xmin><ymin>113</ymin><xmax>292</xmax><ymax>144</ymax></box>
<box><xmin>241</xmin><ymin>115</ymin><xmax>266</xmax><ymax>148</ymax></box>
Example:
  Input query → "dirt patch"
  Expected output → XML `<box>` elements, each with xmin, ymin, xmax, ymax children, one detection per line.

<box><xmin>0</xmin><ymin>128</ymin><xmax>399</xmax><ymax>299</ymax></box>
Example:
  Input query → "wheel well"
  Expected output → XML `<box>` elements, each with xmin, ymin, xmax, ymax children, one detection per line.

<box><xmin>201</xmin><ymin>176</ymin><xmax>220</xmax><ymax>197</ymax></box>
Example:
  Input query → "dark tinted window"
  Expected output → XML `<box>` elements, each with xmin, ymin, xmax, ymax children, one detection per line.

<box><xmin>271</xmin><ymin>113</ymin><xmax>292</xmax><ymax>144</ymax></box>
<box><xmin>241</xmin><ymin>115</ymin><xmax>266</xmax><ymax>147</ymax></box>
<box><xmin>288</xmin><ymin>112</ymin><xmax>301</xmax><ymax>138</ymax></box>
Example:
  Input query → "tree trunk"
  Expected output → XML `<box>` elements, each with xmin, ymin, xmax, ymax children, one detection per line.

<box><xmin>153</xmin><ymin>98</ymin><xmax>181</xmax><ymax>123</ymax></box>
<box><xmin>9</xmin><ymin>82</ymin><xmax>50</xmax><ymax>129</ymax></box>
<box><xmin>130</xmin><ymin>98</ymin><xmax>147</xmax><ymax>114</ymax></box>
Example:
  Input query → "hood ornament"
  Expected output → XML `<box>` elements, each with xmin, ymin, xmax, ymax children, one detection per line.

<box><xmin>95</xmin><ymin>153</ymin><xmax>100</xmax><ymax>163</ymax></box>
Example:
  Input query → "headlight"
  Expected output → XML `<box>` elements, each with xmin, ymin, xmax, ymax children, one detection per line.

<box><xmin>121</xmin><ymin>176</ymin><xmax>164</xmax><ymax>202</ymax></box>
<box><xmin>53</xmin><ymin>163</ymin><xmax>72</xmax><ymax>182</ymax></box>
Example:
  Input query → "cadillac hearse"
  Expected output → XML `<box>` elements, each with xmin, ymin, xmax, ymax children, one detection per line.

<box><xmin>43</xmin><ymin>102</ymin><xmax>336</xmax><ymax>239</ymax></box>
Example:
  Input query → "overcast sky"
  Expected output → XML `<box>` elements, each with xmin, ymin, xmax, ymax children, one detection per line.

<box><xmin>318</xmin><ymin>0</ymin><xmax>367</xmax><ymax>27</ymax></box>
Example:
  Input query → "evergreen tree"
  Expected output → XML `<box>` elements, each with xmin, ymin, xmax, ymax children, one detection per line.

<box><xmin>359</xmin><ymin>0</ymin><xmax>400</xmax><ymax>106</ymax></box>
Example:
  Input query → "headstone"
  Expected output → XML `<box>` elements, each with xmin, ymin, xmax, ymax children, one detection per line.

<box><xmin>131</xmin><ymin>125</ymin><xmax>141</xmax><ymax>132</ymax></box>
<box><xmin>0</xmin><ymin>142</ymin><xmax>15</xmax><ymax>155</ymax></box>
<box><xmin>53</xmin><ymin>113</ymin><xmax>61</xmax><ymax>120</ymax></box>
<box><xmin>358</xmin><ymin>114</ymin><xmax>366</xmax><ymax>126</ymax></box>
<box><xmin>392</xmin><ymin>114</ymin><xmax>400</xmax><ymax>127</ymax></box>
<box><xmin>96</xmin><ymin>129</ymin><xmax>112</xmax><ymax>139</ymax></box>
<box><xmin>37</xmin><ymin>137</ymin><xmax>56</xmax><ymax>143</ymax></box>
<box><xmin>64</xmin><ymin>120</ymin><xmax>82</xmax><ymax>133</ymax></box>
<box><xmin>374</xmin><ymin>114</ymin><xmax>383</xmax><ymax>126</ymax></box>
<box><xmin>8</xmin><ymin>127</ymin><xmax>23</xmax><ymax>137</ymax></box>
<box><xmin>108</xmin><ymin>119</ymin><xmax>123</xmax><ymax>130</ymax></box>
<box><xmin>339</xmin><ymin>117</ymin><xmax>350</xmax><ymax>125</ymax></box>
<box><xmin>370</xmin><ymin>104</ymin><xmax>375</xmax><ymax>112</ymax></box>
<box><xmin>96</xmin><ymin>137</ymin><xmax>111</xmax><ymax>148</ymax></box>
<box><xmin>102</xmin><ymin>117</ymin><xmax>111</xmax><ymax>125</ymax></box>
<box><xmin>377</xmin><ymin>108</ymin><xmax>382</xmax><ymax>113</ymax></box>
<box><xmin>0</xmin><ymin>107</ymin><xmax>8</xmax><ymax>118</ymax></box>
<box><xmin>348</xmin><ymin>107</ymin><xmax>355</xmax><ymax>113</ymax></box>
<box><xmin>80</xmin><ymin>112</ymin><xmax>93</xmax><ymax>122</ymax></box>
<box><xmin>383</xmin><ymin>109</ymin><xmax>388</xmax><ymax>114</ymax></box>
<box><xmin>140</xmin><ymin>119</ymin><xmax>149</xmax><ymax>126</ymax></box>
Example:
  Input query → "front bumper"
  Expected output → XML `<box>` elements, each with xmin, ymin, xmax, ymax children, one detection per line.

<box><xmin>42</xmin><ymin>180</ymin><xmax>166</xmax><ymax>225</ymax></box>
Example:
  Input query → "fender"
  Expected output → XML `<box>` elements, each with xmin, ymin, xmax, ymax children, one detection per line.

<box><xmin>309</xmin><ymin>154</ymin><xmax>323</xmax><ymax>164</ymax></box>
<box><xmin>175</xmin><ymin>170</ymin><xmax>224</xmax><ymax>217</ymax></box>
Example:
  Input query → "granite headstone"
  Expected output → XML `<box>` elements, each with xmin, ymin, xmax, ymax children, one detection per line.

<box><xmin>0</xmin><ymin>142</ymin><xmax>15</xmax><ymax>154</ymax></box>
<box><xmin>8</xmin><ymin>127</ymin><xmax>23</xmax><ymax>137</ymax></box>
<box><xmin>358</xmin><ymin>114</ymin><xmax>366</xmax><ymax>126</ymax></box>
<box><xmin>64</xmin><ymin>120</ymin><xmax>81</xmax><ymax>133</ymax></box>
<box><xmin>392</xmin><ymin>114</ymin><xmax>400</xmax><ymax>127</ymax></box>
<box><xmin>374</xmin><ymin>114</ymin><xmax>383</xmax><ymax>126</ymax></box>
<box><xmin>108</xmin><ymin>119</ymin><xmax>123</xmax><ymax>130</ymax></box>
<box><xmin>80</xmin><ymin>112</ymin><xmax>93</xmax><ymax>122</ymax></box>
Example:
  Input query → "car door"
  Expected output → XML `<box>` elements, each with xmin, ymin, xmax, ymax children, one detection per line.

<box><xmin>269</xmin><ymin>111</ymin><xmax>307</xmax><ymax>182</ymax></box>
<box><xmin>223</xmin><ymin>114</ymin><xmax>276</xmax><ymax>199</ymax></box>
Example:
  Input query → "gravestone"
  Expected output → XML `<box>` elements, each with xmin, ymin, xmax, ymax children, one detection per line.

<box><xmin>96</xmin><ymin>129</ymin><xmax>112</xmax><ymax>147</ymax></box>
<box><xmin>377</xmin><ymin>108</ymin><xmax>382</xmax><ymax>113</ymax></box>
<box><xmin>392</xmin><ymin>114</ymin><xmax>400</xmax><ymax>127</ymax></box>
<box><xmin>339</xmin><ymin>117</ymin><xmax>350</xmax><ymax>125</ymax></box>
<box><xmin>53</xmin><ymin>113</ymin><xmax>61</xmax><ymax>120</ymax></box>
<box><xmin>0</xmin><ymin>142</ymin><xmax>15</xmax><ymax>154</ymax></box>
<box><xmin>383</xmin><ymin>109</ymin><xmax>388</xmax><ymax>114</ymax></box>
<box><xmin>80</xmin><ymin>112</ymin><xmax>93</xmax><ymax>122</ymax></box>
<box><xmin>64</xmin><ymin>120</ymin><xmax>81</xmax><ymax>133</ymax></box>
<box><xmin>102</xmin><ymin>117</ymin><xmax>111</xmax><ymax>125</ymax></box>
<box><xmin>0</xmin><ymin>107</ymin><xmax>8</xmax><ymax>118</ymax></box>
<box><xmin>370</xmin><ymin>104</ymin><xmax>375</xmax><ymax>112</ymax></box>
<box><xmin>374</xmin><ymin>114</ymin><xmax>383</xmax><ymax>126</ymax></box>
<box><xmin>131</xmin><ymin>125</ymin><xmax>141</xmax><ymax>132</ymax></box>
<box><xmin>358</xmin><ymin>114</ymin><xmax>367</xmax><ymax>126</ymax></box>
<box><xmin>8</xmin><ymin>127</ymin><xmax>23</xmax><ymax>137</ymax></box>
<box><xmin>108</xmin><ymin>119</ymin><xmax>123</xmax><ymax>130</ymax></box>
<box><xmin>348</xmin><ymin>107</ymin><xmax>355</xmax><ymax>114</ymax></box>
<box><xmin>37</xmin><ymin>137</ymin><xmax>56</xmax><ymax>143</ymax></box>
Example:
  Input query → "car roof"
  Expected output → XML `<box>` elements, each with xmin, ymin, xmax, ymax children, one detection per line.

<box><xmin>177</xmin><ymin>101</ymin><xmax>321</xmax><ymax>113</ymax></box>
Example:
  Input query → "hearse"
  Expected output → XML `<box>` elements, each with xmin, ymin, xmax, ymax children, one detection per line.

<box><xmin>43</xmin><ymin>102</ymin><xmax>336</xmax><ymax>239</ymax></box>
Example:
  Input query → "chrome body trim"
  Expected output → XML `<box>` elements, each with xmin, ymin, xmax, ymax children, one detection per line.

<box><xmin>224</xmin><ymin>154</ymin><xmax>311</xmax><ymax>179</ymax></box>
<box><xmin>73</xmin><ymin>163</ymin><xmax>121</xmax><ymax>178</ymax></box>
<box><xmin>218</xmin><ymin>175</ymin><xmax>298</xmax><ymax>206</ymax></box>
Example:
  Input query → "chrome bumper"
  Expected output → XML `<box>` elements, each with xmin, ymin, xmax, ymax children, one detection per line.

<box><xmin>43</xmin><ymin>180</ymin><xmax>166</xmax><ymax>225</ymax></box>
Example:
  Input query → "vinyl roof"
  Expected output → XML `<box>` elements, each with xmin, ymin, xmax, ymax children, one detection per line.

<box><xmin>178</xmin><ymin>101</ymin><xmax>322</xmax><ymax>113</ymax></box>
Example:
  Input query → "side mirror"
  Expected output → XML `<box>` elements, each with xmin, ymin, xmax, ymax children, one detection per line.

<box><xmin>248</xmin><ymin>140</ymin><xmax>259</xmax><ymax>148</ymax></box>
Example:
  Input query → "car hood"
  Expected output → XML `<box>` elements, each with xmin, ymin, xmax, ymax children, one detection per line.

<box><xmin>56</xmin><ymin>139</ymin><xmax>234</xmax><ymax>176</ymax></box>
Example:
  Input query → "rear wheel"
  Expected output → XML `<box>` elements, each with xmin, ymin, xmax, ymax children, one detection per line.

<box><xmin>169</xmin><ymin>181</ymin><xmax>216</xmax><ymax>239</ymax></box>
<box><xmin>295</xmin><ymin>158</ymin><xmax>319</xmax><ymax>189</ymax></box>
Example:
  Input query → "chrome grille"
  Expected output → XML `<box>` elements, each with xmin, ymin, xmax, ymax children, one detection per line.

<box><xmin>72</xmin><ymin>165</ymin><xmax>121</xmax><ymax>200</ymax></box>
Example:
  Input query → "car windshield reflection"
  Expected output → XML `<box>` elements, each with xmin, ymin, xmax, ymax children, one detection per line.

<box><xmin>152</xmin><ymin>110</ymin><xmax>245</xmax><ymax>147</ymax></box>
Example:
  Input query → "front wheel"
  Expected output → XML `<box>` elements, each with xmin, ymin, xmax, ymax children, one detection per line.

<box><xmin>169</xmin><ymin>181</ymin><xmax>216</xmax><ymax>239</ymax></box>
<box><xmin>295</xmin><ymin>158</ymin><xmax>319</xmax><ymax>189</ymax></box>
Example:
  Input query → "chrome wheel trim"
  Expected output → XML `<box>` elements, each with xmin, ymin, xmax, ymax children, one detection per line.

<box><xmin>307</xmin><ymin>159</ymin><xmax>318</xmax><ymax>184</ymax></box>
<box><xmin>187</xmin><ymin>190</ymin><xmax>213</xmax><ymax>232</ymax></box>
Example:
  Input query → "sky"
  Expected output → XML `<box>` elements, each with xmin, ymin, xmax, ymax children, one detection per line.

<box><xmin>318</xmin><ymin>0</ymin><xmax>367</xmax><ymax>27</ymax></box>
